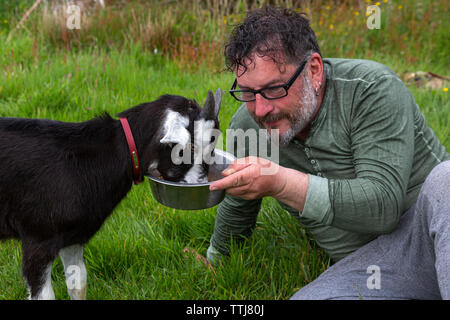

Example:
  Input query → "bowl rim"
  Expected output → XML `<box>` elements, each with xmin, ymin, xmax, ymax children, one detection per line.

<box><xmin>146</xmin><ymin>175</ymin><xmax>213</xmax><ymax>187</ymax></box>
<box><xmin>145</xmin><ymin>149</ymin><xmax>235</xmax><ymax>188</ymax></box>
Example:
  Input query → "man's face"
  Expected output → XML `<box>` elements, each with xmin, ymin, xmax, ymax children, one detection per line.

<box><xmin>235</xmin><ymin>55</ymin><xmax>318</xmax><ymax>146</ymax></box>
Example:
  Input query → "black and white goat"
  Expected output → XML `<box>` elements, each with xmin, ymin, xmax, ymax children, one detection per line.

<box><xmin>0</xmin><ymin>89</ymin><xmax>222</xmax><ymax>299</ymax></box>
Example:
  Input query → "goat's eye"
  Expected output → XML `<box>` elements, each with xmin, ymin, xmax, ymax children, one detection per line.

<box><xmin>210</xmin><ymin>136</ymin><xmax>215</xmax><ymax>143</ymax></box>
<box><xmin>179</xmin><ymin>149</ymin><xmax>184</xmax><ymax>157</ymax></box>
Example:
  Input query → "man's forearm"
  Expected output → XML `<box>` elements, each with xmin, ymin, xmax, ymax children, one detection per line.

<box><xmin>272</xmin><ymin>167</ymin><xmax>309</xmax><ymax>211</ymax></box>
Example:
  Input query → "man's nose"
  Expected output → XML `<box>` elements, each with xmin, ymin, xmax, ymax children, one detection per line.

<box><xmin>254</xmin><ymin>93</ymin><xmax>273</xmax><ymax>118</ymax></box>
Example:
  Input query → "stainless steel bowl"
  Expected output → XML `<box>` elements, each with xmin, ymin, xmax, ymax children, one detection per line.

<box><xmin>146</xmin><ymin>149</ymin><xmax>236</xmax><ymax>210</ymax></box>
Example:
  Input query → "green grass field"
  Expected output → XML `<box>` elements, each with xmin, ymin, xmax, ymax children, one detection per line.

<box><xmin>0</xmin><ymin>0</ymin><xmax>448</xmax><ymax>299</ymax></box>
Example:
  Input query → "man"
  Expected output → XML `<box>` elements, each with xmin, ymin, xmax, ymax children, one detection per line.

<box><xmin>207</xmin><ymin>6</ymin><xmax>450</xmax><ymax>299</ymax></box>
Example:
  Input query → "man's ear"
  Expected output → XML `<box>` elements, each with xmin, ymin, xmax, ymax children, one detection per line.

<box><xmin>159</xmin><ymin>110</ymin><xmax>191</xmax><ymax>149</ymax></box>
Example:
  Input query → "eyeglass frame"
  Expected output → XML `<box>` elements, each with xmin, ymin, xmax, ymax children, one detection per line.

<box><xmin>229</xmin><ymin>59</ymin><xmax>308</xmax><ymax>102</ymax></box>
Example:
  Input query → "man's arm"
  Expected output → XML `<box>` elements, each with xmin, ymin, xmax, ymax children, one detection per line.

<box><xmin>319</xmin><ymin>75</ymin><xmax>416</xmax><ymax>233</ymax></box>
<box><xmin>208</xmin><ymin>193</ymin><xmax>262</xmax><ymax>262</ymax></box>
<box><xmin>208</xmin><ymin>104</ymin><xmax>265</xmax><ymax>263</ymax></box>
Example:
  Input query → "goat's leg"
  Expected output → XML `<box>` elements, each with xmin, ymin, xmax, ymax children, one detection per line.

<box><xmin>59</xmin><ymin>244</ymin><xmax>87</xmax><ymax>300</ymax></box>
<box><xmin>21</xmin><ymin>240</ymin><xmax>57</xmax><ymax>300</ymax></box>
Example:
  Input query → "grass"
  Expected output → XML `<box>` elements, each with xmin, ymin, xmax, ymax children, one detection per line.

<box><xmin>0</xmin><ymin>0</ymin><xmax>449</xmax><ymax>300</ymax></box>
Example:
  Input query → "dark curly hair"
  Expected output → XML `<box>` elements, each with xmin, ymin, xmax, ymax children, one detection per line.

<box><xmin>225</xmin><ymin>6</ymin><xmax>321</xmax><ymax>74</ymax></box>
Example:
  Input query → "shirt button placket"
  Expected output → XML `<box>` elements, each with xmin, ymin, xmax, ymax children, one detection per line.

<box><xmin>311</xmin><ymin>159</ymin><xmax>319</xmax><ymax>172</ymax></box>
<box><xmin>304</xmin><ymin>147</ymin><xmax>310</xmax><ymax>157</ymax></box>
<box><xmin>305</xmin><ymin>148</ymin><xmax>321</xmax><ymax>175</ymax></box>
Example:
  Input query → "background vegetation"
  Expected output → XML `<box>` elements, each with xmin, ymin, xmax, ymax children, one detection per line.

<box><xmin>0</xmin><ymin>0</ymin><xmax>448</xmax><ymax>299</ymax></box>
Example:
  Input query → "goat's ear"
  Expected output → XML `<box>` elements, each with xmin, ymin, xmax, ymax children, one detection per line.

<box><xmin>159</xmin><ymin>110</ymin><xmax>191</xmax><ymax>149</ymax></box>
<box><xmin>200</xmin><ymin>89</ymin><xmax>222</xmax><ymax>120</ymax></box>
<box><xmin>213</xmin><ymin>88</ymin><xmax>222</xmax><ymax>117</ymax></box>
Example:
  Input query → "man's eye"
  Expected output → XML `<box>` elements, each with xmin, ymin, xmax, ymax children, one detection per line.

<box><xmin>263</xmin><ymin>87</ymin><xmax>286</xmax><ymax>97</ymax></box>
<box><xmin>241</xmin><ymin>92</ymin><xmax>255</xmax><ymax>99</ymax></box>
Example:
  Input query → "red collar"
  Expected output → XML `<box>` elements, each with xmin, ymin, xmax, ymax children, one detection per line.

<box><xmin>119</xmin><ymin>117</ymin><xmax>141</xmax><ymax>185</ymax></box>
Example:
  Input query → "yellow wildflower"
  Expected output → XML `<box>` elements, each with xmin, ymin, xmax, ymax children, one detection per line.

<box><xmin>444</xmin><ymin>88</ymin><xmax>449</xmax><ymax>92</ymax></box>
<box><xmin>354</xmin><ymin>11</ymin><xmax>359</xmax><ymax>16</ymax></box>
<box><xmin>398</xmin><ymin>5</ymin><xmax>403</xmax><ymax>9</ymax></box>
<box><xmin>376</xmin><ymin>2</ymin><xmax>380</xmax><ymax>5</ymax></box>
<box><xmin>329</xmin><ymin>24</ymin><xmax>334</xmax><ymax>30</ymax></box>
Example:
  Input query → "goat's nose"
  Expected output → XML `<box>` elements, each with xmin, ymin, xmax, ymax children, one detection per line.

<box><xmin>254</xmin><ymin>94</ymin><xmax>273</xmax><ymax>118</ymax></box>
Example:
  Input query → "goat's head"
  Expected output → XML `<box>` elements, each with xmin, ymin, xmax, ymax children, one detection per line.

<box><xmin>117</xmin><ymin>89</ymin><xmax>222</xmax><ymax>183</ymax></box>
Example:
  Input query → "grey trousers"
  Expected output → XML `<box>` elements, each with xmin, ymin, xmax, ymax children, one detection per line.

<box><xmin>291</xmin><ymin>160</ymin><xmax>450</xmax><ymax>300</ymax></box>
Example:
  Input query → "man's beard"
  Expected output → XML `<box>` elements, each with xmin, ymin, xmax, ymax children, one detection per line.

<box><xmin>251</xmin><ymin>74</ymin><xmax>318</xmax><ymax>146</ymax></box>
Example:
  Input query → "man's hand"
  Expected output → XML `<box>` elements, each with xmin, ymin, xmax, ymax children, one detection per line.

<box><xmin>209</xmin><ymin>156</ymin><xmax>309</xmax><ymax>211</ymax></box>
<box><xmin>209</xmin><ymin>156</ymin><xmax>284</xmax><ymax>199</ymax></box>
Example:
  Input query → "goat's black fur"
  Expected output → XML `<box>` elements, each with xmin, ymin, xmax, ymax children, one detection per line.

<box><xmin>0</xmin><ymin>94</ymin><xmax>208</xmax><ymax>298</ymax></box>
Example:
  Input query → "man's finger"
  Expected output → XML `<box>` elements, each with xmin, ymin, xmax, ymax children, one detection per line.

<box><xmin>221</xmin><ymin>158</ymin><xmax>252</xmax><ymax>176</ymax></box>
<box><xmin>209</xmin><ymin>169</ymin><xmax>249</xmax><ymax>191</ymax></box>
<box><xmin>209</xmin><ymin>173</ymin><xmax>239</xmax><ymax>191</ymax></box>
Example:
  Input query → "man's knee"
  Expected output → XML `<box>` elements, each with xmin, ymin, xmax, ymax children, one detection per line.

<box><xmin>290</xmin><ymin>283</ymin><xmax>334</xmax><ymax>300</ymax></box>
<box><xmin>416</xmin><ymin>160</ymin><xmax>450</xmax><ymax>223</ymax></box>
<box><xmin>290</xmin><ymin>282</ymin><xmax>363</xmax><ymax>300</ymax></box>
<box><xmin>422</xmin><ymin>161</ymin><xmax>450</xmax><ymax>193</ymax></box>
<box><xmin>289</xmin><ymin>273</ymin><xmax>363</xmax><ymax>300</ymax></box>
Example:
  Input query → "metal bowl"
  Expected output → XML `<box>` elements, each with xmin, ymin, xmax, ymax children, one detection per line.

<box><xmin>146</xmin><ymin>149</ymin><xmax>236</xmax><ymax>210</ymax></box>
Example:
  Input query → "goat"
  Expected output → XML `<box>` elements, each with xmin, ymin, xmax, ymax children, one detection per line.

<box><xmin>0</xmin><ymin>89</ymin><xmax>222</xmax><ymax>299</ymax></box>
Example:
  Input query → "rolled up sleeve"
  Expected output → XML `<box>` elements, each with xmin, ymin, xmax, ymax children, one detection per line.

<box><xmin>301</xmin><ymin>174</ymin><xmax>333</xmax><ymax>225</ymax></box>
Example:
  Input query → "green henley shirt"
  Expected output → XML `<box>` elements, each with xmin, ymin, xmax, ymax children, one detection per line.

<box><xmin>208</xmin><ymin>58</ymin><xmax>450</xmax><ymax>262</ymax></box>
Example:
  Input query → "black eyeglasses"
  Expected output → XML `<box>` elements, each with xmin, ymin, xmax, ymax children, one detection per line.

<box><xmin>229</xmin><ymin>60</ymin><xmax>308</xmax><ymax>102</ymax></box>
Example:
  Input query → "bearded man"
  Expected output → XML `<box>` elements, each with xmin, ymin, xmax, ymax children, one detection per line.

<box><xmin>207</xmin><ymin>6</ymin><xmax>450</xmax><ymax>299</ymax></box>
